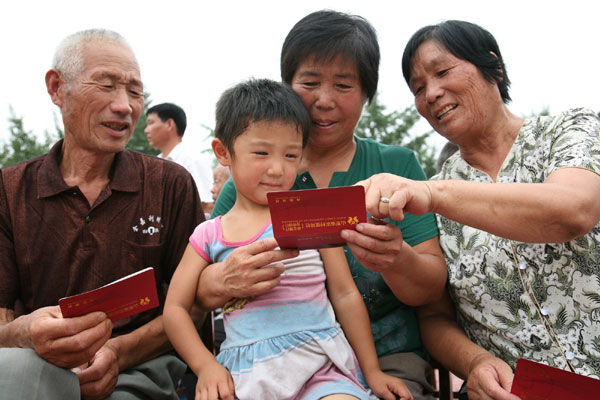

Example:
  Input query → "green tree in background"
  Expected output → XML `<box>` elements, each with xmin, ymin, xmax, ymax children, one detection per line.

<box><xmin>355</xmin><ymin>94</ymin><xmax>437</xmax><ymax>177</ymax></box>
<box><xmin>0</xmin><ymin>107</ymin><xmax>60</xmax><ymax>168</ymax></box>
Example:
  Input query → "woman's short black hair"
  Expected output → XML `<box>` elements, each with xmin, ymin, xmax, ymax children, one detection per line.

<box><xmin>281</xmin><ymin>9</ymin><xmax>380</xmax><ymax>104</ymax></box>
<box><xmin>402</xmin><ymin>20</ymin><xmax>511</xmax><ymax>103</ymax></box>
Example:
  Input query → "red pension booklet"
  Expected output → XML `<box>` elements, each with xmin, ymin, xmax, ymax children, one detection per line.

<box><xmin>267</xmin><ymin>186</ymin><xmax>367</xmax><ymax>249</ymax></box>
<box><xmin>511</xmin><ymin>358</ymin><xmax>600</xmax><ymax>399</ymax></box>
<box><xmin>59</xmin><ymin>267</ymin><xmax>159</xmax><ymax>322</ymax></box>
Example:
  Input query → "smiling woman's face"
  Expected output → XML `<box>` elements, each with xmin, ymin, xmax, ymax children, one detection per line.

<box><xmin>291</xmin><ymin>55</ymin><xmax>365</xmax><ymax>150</ymax></box>
<box><xmin>409</xmin><ymin>40</ymin><xmax>502</xmax><ymax>143</ymax></box>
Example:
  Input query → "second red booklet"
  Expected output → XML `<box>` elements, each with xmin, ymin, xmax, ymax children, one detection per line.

<box><xmin>511</xmin><ymin>358</ymin><xmax>600</xmax><ymax>399</ymax></box>
<box><xmin>59</xmin><ymin>267</ymin><xmax>159</xmax><ymax>322</ymax></box>
<box><xmin>267</xmin><ymin>186</ymin><xmax>367</xmax><ymax>249</ymax></box>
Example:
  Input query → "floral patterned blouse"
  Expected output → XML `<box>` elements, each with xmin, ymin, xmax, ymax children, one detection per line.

<box><xmin>434</xmin><ymin>108</ymin><xmax>600</xmax><ymax>377</ymax></box>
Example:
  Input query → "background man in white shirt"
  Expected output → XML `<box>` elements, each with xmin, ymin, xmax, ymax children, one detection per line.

<box><xmin>145</xmin><ymin>102</ymin><xmax>213</xmax><ymax>208</ymax></box>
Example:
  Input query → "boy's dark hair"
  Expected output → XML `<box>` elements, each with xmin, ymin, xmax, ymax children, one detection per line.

<box><xmin>215</xmin><ymin>78</ymin><xmax>311</xmax><ymax>154</ymax></box>
<box><xmin>146</xmin><ymin>103</ymin><xmax>187</xmax><ymax>136</ymax></box>
<box><xmin>402</xmin><ymin>20</ymin><xmax>511</xmax><ymax>104</ymax></box>
<box><xmin>281</xmin><ymin>9</ymin><xmax>380</xmax><ymax>104</ymax></box>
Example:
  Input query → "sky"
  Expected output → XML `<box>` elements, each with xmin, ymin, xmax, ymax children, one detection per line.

<box><xmin>1</xmin><ymin>0</ymin><xmax>599</xmax><ymax>154</ymax></box>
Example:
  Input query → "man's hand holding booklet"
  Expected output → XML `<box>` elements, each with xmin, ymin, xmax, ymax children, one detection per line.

<box><xmin>267</xmin><ymin>185</ymin><xmax>367</xmax><ymax>249</ymax></box>
<box><xmin>59</xmin><ymin>267</ymin><xmax>159</xmax><ymax>322</ymax></box>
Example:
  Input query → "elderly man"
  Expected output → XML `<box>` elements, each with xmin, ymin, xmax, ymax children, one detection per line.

<box><xmin>0</xmin><ymin>29</ymin><xmax>204</xmax><ymax>399</ymax></box>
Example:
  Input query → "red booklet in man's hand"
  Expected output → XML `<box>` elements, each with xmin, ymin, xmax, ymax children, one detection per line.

<box><xmin>511</xmin><ymin>358</ymin><xmax>600</xmax><ymax>399</ymax></box>
<box><xmin>267</xmin><ymin>186</ymin><xmax>367</xmax><ymax>249</ymax></box>
<box><xmin>59</xmin><ymin>267</ymin><xmax>159</xmax><ymax>322</ymax></box>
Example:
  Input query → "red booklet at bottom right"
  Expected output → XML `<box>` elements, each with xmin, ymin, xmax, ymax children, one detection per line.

<box><xmin>511</xmin><ymin>358</ymin><xmax>600</xmax><ymax>399</ymax></box>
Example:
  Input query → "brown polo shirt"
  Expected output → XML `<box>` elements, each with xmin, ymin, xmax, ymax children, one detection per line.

<box><xmin>0</xmin><ymin>140</ymin><xmax>205</xmax><ymax>335</ymax></box>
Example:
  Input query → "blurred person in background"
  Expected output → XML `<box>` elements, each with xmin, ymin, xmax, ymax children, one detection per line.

<box><xmin>145</xmin><ymin>102</ymin><xmax>214</xmax><ymax>211</ymax></box>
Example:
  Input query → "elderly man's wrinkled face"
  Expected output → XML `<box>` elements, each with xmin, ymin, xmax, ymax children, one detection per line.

<box><xmin>59</xmin><ymin>41</ymin><xmax>144</xmax><ymax>154</ymax></box>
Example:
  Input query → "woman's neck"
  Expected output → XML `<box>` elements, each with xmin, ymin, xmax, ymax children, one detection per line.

<box><xmin>299</xmin><ymin>137</ymin><xmax>357</xmax><ymax>188</ymax></box>
<box><xmin>458</xmin><ymin>107</ymin><xmax>524</xmax><ymax>181</ymax></box>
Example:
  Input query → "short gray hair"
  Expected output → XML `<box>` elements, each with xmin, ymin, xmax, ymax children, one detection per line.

<box><xmin>52</xmin><ymin>29</ymin><xmax>133</xmax><ymax>81</ymax></box>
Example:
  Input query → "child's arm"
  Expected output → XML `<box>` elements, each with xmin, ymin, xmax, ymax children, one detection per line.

<box><xmin>320</xmin><ymin>247</ymin><xmax>413</xmax><ymax>400</ymax></box>
<box><xmin>163</xmin><ymin>244</ymin><xmax>235</xmax><ymax>400</ymax></box>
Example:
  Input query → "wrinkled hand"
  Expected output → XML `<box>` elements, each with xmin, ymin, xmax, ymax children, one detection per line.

<box><xmin>215</xmin><ymin>237</ymin><xmax>298</xmax><ymax>298</ymax></box>
<box><xmin>195</xmin><ymin>359</ymin><xmax>235</xmax><ymax>400</ymax></box>
<box><xmin>73</xmin><ymin>343</ymin><xmax>119</xmax><ymax>400</ymax></box>
<box><xmin>341</xmin><ymin>218</ymin><xmax>405</xmax><ymax>272</ymax></box>
<box><xmin>366</xmin><ymin>370</ymin><xmax>413</xmax><ymax>400</ymax></box>
<box><xmin>467</xmin><ymin>353</ymin><xmax>521</xmax><ymax>400</ymax></box>
<box><xmin>23</xmin><ymin>306</ymin><xmax>112</xmax><ymax>369</ymax></box>
<box><xmin>356</xmin><ymin>173</ymin><xmax>433</xmax><ymax>221</ymax></box>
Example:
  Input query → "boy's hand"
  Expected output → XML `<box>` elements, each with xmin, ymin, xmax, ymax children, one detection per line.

<box><xmin>366</xmin><ymin>370</ymin><xmax>414</xmax><ymax>400</ymax></box>
<box><xmin>195</xmin><ymin>360</ymin><xmax>235</xmax><ymax>400</ymax></box>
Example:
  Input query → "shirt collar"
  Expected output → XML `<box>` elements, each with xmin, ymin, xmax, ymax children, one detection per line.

<box><xmin>37</xmin><ymin>140</ymin><xmax>140</xmax><ymax>198</ymax></box>
<box><xmin>160</xmin><ymin>141</ymin><xmax>183</xmax><ymax>161</ymax></box>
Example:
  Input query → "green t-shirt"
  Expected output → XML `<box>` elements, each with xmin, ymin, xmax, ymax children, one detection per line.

<box><xmin>212</xmin><ymin>136</ymin><xmax>439</xmax><ymax>358</ymax></box>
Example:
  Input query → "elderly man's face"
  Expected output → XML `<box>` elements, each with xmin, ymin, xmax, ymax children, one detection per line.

<box><xmin>59</xmin><ymin>41</ymin><xmax>144</xmax><ymax>154</ymax></box>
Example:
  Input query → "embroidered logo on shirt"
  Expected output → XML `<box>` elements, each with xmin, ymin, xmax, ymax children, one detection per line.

<box><xmin>132</xmin><ymin>215</ymin><xmax>163</xmax><ymax>236</ymax></box>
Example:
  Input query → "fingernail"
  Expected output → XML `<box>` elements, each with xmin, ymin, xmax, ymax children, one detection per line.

<box><xmin>356</xmin><ymin>224</ymin><xmax>364</xmax><ymax>232</ymax></box>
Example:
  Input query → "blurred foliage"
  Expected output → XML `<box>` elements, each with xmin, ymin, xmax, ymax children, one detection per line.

<box><xmin>0</xmin><ymin>107</ymin><xmax>60</xmax><ymax>168</ymax></box>
<box><xmin>355</xmin><ymin>94</ymin><xmax>437</xmax><ymax>178</ymax></box>
<box><xmin>524</xmin><ymin>106</ymin><xmax>551</xmax><ymax>118</ymax></box>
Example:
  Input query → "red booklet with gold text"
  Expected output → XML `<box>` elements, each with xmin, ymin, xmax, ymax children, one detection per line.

<box><xmin>511</xmin><ymin>358</ymin><xmax>600</xmax><ymax>399</ymax></box>
<box><xmin>59</xmin><ymin>267</ymin><xmax>159</xmax><ymax>322</ymax></box>
<box><xmin>267</xmin><ymin>186</ymin><xmax>367</xmax><ymax>249</ymax></box>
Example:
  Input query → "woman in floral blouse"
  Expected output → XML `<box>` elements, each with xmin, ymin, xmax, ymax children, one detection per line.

<box><xmin>355</xmin><ymin>20</ymin><xmax>600</xmax><ymax>400</ymax></box>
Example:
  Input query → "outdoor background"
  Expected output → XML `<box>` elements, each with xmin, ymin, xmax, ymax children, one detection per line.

<box><xmin>1</xmin><ymin>0</ymin><xmax>598</xmax><ymax>172</ymax></box>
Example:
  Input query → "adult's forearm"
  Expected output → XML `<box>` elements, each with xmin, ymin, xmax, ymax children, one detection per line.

<box><xmin>117</xmin><ymin>306</ymin><xmax>211</xmax><ymax>369</ymax></box>
<box><xmin>196</xmin><ymin>263</ymin><xmax>230</xmax><ymax>311</ymax></box>
<box><xmin>107</xmin><ymin>316</ymin><xmax>173</xmax><ymax>372</ymax></box>
<box><xmin>381</xmin><ymin>239</ymin><xmax>447</xmax><ymax>306</ymax></box>
<box><xmin>418</xmin><ymin>310</ymin><xmax>489</xmax><ymax>380</ymax></box>
<box><xmin>0</xmin><ymin>308</ymin><xmax>20</xmax><ymax>347</ymax></box>
<box><xmin>429</xmin><ymin>171</ymin><xmax>600</xmax><ymax>243</ymax></box>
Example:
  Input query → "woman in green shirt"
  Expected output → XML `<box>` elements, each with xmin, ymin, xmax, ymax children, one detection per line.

<box><xmin>200</xmin><ymin>10</ymin><xmax>447</xmax><ymax>399</ymax></box>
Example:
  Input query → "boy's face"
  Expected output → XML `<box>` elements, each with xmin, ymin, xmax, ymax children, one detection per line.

<box><xmin>228</xmin><ymin>120</ymin><xmax>303</xmax><ymax>206</ymax></box>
